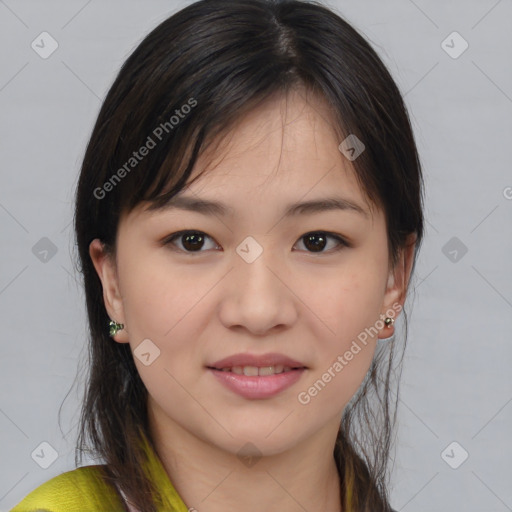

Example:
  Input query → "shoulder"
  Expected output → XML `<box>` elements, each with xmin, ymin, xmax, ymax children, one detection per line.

<box><xmin>10</xmin><ymin>464</ymin><xmax>124</xmax><ymax>512</ymax></box>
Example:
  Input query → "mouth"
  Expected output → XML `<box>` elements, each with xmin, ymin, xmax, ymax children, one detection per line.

<box><xmin>207</xmin><ymin>352</ymin><xmax>308</xmax><ymax>375</ymax></box>
<box><xmin>207</xmin><ymin>365</ymin><xmax>305</xmax><ymax>376</ymax></box>
<box><xmin>206</xmin><ymin>353</ymin><xmax>307</xmax><ymax>399</ymax></box>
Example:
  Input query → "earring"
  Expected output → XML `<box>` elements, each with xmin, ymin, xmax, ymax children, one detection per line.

<box><xmin>379</xmin><ymin>317</ymin><xmax>395</xmax><ymax>343</ymax></box>
<box><xmin>109</xmin><ymin>320</ymin><xmax>124</xmax><ymax>337</ymax></box>
<box><xmin>384</xmin><ymin>317</ymin><xmax>394</xmax><ymax>328</ymax></box>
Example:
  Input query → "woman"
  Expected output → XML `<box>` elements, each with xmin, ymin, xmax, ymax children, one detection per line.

<box><xmin>11</xmin><ymin>0</ymin><xmax>424</xmax><ymax>510</ymax></box>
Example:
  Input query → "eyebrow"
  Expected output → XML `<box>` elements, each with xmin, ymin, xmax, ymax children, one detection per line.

<box><xmin>153</xmin><ymin>194</ymin><xmax>369</xmax><ymax>219</ymax></box>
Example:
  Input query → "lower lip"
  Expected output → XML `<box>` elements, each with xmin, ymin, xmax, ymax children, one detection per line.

<box><xmin>209</xmin><ymin>368</ymin><xmax>306</xmax><ymax>399</ymax></box>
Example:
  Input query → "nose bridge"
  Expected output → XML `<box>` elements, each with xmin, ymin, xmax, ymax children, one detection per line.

<box><xmin>237</xmin><ymin>244</ymin><xmax>279</xmax><ymax>294</ymax></box>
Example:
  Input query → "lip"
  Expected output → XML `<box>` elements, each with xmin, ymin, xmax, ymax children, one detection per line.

<box><xmin>209</xmin><ymin>367</ymin><xmax>306</xmax><ymax>399</ymax></box>
<box><xmin>207</xmin><ymin>352</ymin><xmax>307</xmax><ymax>400</ymax></box>
<box><xmin>209</xmin><ymin>352</ymin><xmax>306</xmax><ymax>370</ymax></box>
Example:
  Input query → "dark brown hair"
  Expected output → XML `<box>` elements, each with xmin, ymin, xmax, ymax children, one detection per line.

<box><xmin>72</xmin><ymin>1</ymin><xmax>424</xmax><ymax>510</ymax></box>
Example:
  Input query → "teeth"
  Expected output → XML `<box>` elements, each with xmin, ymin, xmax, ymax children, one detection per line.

<box><xmin>243</xmin><ymin>366</ymin><xmax>259</xmax><ymax>376</ymax></box>
<box><xmin>219</xmin><ymin>365</ymin><xmax>297</xmax><ymax>376</ymax></box>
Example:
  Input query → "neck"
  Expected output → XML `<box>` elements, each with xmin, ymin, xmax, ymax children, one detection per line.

<box><xmin>149</xmin><ymin>410</ymin><xmax>343</xmax><ymax>512</ymax></box>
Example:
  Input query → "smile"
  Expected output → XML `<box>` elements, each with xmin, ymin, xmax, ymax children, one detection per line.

<box><xmin>215</xmin><ymin>365</ymin><xmax>301</xmax><ymax>376</ymax></box>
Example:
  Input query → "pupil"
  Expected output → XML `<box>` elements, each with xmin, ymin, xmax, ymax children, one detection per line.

<box><xmin>304</xmin><ymin>233</ymin><xmax>326</xmax><ymax>252</ymax></box>
<box><xmin>183</xmin><ymin>233</ymin><xmax>203</xmax><ymax>251</ymax></box>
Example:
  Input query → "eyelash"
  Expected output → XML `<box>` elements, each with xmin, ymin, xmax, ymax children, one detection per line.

<box><xmin>162</xmin><ymin>230</ymin><xmax>350</xmax><ymax>255</ymax></box>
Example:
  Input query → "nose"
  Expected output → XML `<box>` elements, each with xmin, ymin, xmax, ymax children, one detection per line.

<box><xmin>217</xmin><ymin>248</ymin><xmax>298</xmax><ymax>336</ymax></box>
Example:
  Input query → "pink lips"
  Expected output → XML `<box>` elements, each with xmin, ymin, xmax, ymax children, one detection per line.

<box><xmin>210</xmin><ymin>352</ymin><xmax>306</xmax><ymax>370</ymax></box>
<box><xmin>207</xmin><ymin>352</ymin><xmax>307</xmax><ymax>400</ymax></box>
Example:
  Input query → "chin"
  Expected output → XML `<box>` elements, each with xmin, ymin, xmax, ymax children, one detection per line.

<box><xmin>203</xmin><ymin>423</ymin><xmax>304</xmax><ymax>459</ymax></box>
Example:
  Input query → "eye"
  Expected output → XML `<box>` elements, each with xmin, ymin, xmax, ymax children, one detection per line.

<box><xmin>163</xmin><ymin>230</ymin><xmax>220</xmax><ymax>253</ymax></box>
<box><xmin>294</xmin><ymin>231</ymin><xmax>349</xmax><ymax>253</ymax></box>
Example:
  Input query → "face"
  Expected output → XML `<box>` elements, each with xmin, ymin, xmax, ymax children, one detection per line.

<box><xmin>90</xmin><ymin>88</ymin><xmax>414</xmax><ymax>458</ymax></box>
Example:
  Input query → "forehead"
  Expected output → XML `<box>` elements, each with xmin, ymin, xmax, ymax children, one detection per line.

<box><xmin>183</xmin><ymin>89</ymin><xmax>368</xmax><ymax>206</ymax></box>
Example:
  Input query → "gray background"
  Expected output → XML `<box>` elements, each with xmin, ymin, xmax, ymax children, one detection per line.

<box><xmin>1</xmin><ymin>1</ymin><xmax>511</xmax><ymax>510</ymax></box>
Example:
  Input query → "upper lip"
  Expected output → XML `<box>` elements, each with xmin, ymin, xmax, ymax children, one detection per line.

<box><xmin>209</xmin><ymin>353</ymin><xmax>307</xmax><ymax>369</ymax></box>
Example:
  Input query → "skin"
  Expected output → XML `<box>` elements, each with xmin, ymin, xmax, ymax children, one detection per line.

<box><xmin>90</xmin><ymin>87</ymin><xmax>416</xmax><ymax>512</ymax></box>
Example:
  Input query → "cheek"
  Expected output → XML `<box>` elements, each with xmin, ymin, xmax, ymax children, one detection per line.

<box><xmin>293</xmin><ymin>252</ymin><xmax>388</xmax><ymax>408</ymax></box>
<box><xmin>119</xmin><ymin>251</ymin><xmax>213</xmax><ymax>339</ymax></box>
<box><xmin>293</xmin><ymin>271</ymin><xmax>383</xmax><ymax>416</ymax></box>
<box><xmin>117</xmin><ymin>251</ymin><xmax>227</xmax><ymax>398</ymax></box>
<box><xmin>118</xmin><ymin>254</ymin><xmax>214</xmax><ymax>402</ymax></box>
<box><xmin>305</xmin><ymin>257</ymin><xmax>387</xmax><ymax>348</ymax></box>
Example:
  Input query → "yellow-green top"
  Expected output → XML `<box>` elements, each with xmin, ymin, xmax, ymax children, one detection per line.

<box><xmin>10</xmin><ymin>433</ymin><xmax>189</xmax><ymax>512</ymax></box>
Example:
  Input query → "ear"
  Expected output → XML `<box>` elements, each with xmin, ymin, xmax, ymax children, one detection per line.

<box><xmin>378</xmin><ymin>233</ymin><xmax>417</xmax><ymax>339</ymax></box>
<box><xmin>89</xmin><ymin>238</ymin><xmax>129</xmax><ymax>343</ymax></box>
